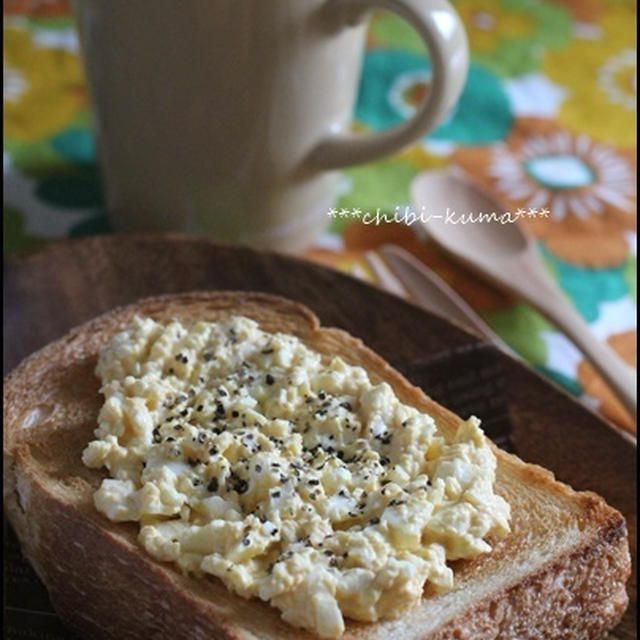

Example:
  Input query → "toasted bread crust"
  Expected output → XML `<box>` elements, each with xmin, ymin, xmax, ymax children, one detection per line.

<box><xmin>3</xmin><ymin>291</ymin><xmax>630</xmax><ymax>640</ymax></box>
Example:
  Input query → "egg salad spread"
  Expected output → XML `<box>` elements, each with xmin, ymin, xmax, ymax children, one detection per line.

<box><xmin>83</xmin><ymin>315</ymin><xmax>511</xmax><ymax>638</ymax></box>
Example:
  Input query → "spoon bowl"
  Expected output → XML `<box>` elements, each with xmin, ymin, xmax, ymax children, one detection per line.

<box><xmin>414</xmin><ymin>169</ymin><xmax>530</xmax><ymax>257</ymax></box>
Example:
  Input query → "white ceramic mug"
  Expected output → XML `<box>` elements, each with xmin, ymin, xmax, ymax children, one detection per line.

<box><xmin>74</xmin><ymin>0</ymin><xmax>468</xmax><ymax>250</ymax></box>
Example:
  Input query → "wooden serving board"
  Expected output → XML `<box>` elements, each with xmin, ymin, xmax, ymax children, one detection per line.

<box><xmin>3</xmin><ymin>235</ymin><xmax>636</xmax><ymax>639</ymax></box>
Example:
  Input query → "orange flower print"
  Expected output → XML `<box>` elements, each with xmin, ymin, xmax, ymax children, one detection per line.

<box><xmin>4</xmin><ymin>0</ymin><xmax>71</xmax><ymax>16</ymax></box>
<box><xmin>453</xmin><ymin>119</ymin><xmax>636</xmax><ymax>267</ymax></box>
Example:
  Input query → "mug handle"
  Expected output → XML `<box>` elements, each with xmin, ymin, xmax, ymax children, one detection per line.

<box><xmin>309</xmin><ymin>0</ymin><xmax>468</xmax><ymax>170</ymax></box>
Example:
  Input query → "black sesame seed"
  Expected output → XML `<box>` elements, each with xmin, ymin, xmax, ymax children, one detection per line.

<box><xmin>265</xmin><ymin>374</ymin><xmax>275</xmax><ymax>385</ymax></box>
<box><xmin>340</xmin><ymin>402</ymin><xmax>352</xmax><ymax>411</ymax></box>
<box><xmin>207</xmin><ymin>477</ymin><xmax>219</xmax><ymax>492</ymax></box>
<box><xmin>203</xmin><ymin>352</ymin><xmax>213</xmax><ymax>361</ymax></box>
<box><xmin>196</xmin><ymin>405</ymin><xmax>204</xmax><ymax>412</ymax></box>
<box><xmin>369</xmin><ymin>517</ymin><xmax>380</xmax><ymax>525</ymax></box>
<box><xmin>255</xmin><ymin>464</ymin><xmax>262</xmax><ymax>473</ymax></box>
<box><xmin>234</xmin><ymin>479</ymin><xmax>249</xmax><ymax>494</ymax></box>
<box><xmin>242</xmin><ymin>537</ymin><xmax>250</xmax><ymax>546</ymax></box>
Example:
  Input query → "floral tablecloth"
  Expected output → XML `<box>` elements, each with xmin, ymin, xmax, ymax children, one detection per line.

<box><xmin>3</xmin><ymin>0</ymin><xmax>637</xmax><ymax>432</ymax></box>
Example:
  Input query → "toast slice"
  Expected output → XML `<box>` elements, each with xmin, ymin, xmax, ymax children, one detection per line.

<box><xmin>3</xmin><ymin>291</ymin><xmax>630</xmax><ymax>640</ymax></box>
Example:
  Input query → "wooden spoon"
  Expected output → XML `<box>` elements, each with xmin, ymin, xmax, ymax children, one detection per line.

<box><xmin>411</xmin><ymin>170</ymin><xmax>637</xmax><ymax>419</ymax></box>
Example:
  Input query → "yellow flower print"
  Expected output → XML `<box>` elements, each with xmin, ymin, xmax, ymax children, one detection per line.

<box><xmin>456</xmin><ymin>0</ymin><xmax>534</xmax><ymax>53</ymax></box>
<box><xmin>450</xmin><ymin>0</ymin><xmax>570</xmax><ymax>76</ymax></box>
<box><xmin>543</xmin><ymin>7</ymin><xmax>637</xmax><ymax>146</ymax></box>
<box><xmin>4</xmin><ymin>25</ymin><xmax>86</xmax><ymax>142</ymax></box>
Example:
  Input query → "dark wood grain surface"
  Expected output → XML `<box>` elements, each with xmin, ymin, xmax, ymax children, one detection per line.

<box><xmin>3</xmin><ymin>234</ymin><xmax>636</xmax><ymax>639</ymax></box>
